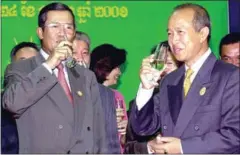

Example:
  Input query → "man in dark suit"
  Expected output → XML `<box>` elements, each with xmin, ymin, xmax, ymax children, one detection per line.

<box><xmin>130</xmin><ymin>3</ymin><xmax>240</xmax><ymax>154</ymax></box>
<box><xmin>2</xmin><ymin>2</ymin><xmax>107</xmax><ymax>154</ymax></box>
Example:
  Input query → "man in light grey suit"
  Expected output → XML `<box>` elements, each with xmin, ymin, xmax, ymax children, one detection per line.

<box><xmin>130</xmin><ymin>3</ymin><xmax>240</xmax><ymax>154</ymax></box>
<box><xmin>2</xmin><ymin>2</ymin><xmax>107</xmax><ymax>153</ymax></box>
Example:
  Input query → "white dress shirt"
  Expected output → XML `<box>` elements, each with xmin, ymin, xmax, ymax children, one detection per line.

<box><xmin>40</xmin><ymin>49</ymin><xmax>71</xmax><ymax>91</ymax></box>
<box><xmin>136</xmin><ymin>48</ymin><xmax>211</xmax><ymax>110</ymax></box>
<box><xmin>136</xmin><ymin>48</ymin><xmax>212</xmax><ymax>154</ymax></box>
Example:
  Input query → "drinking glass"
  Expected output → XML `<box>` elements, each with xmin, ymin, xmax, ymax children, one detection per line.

<box><xmin>63</xmin><ymin>28</ymin><xmax>76</xmax><ymax>68</ymax></box>
<box><xmin>116</xmin><ymin>98</ymin><xmax>124</xmax><ymax>123</ymax></box>
<box><xmin>151</xmin><ymin>43</ymin><xmax>168</xmax><ymax>70</ymax></box>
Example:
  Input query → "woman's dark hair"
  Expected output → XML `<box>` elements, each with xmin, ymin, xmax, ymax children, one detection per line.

<box><xmin>90</xmin><ymin>44</ymin><xmax>127</xmax><ymax>84</ymax></box>
<box><xmin>38</xmin><ymin>2</ymin><xmax>76</xmax><ymax>29</ymax></box>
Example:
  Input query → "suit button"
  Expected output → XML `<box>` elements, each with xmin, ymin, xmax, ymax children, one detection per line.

<box><xmin>87</xmin><ymin>126</ymin><xmax>90</xmax><ymax>131</ymax></box>
<box><xmin>163</xmin><ymin>125</ymin><xmax>167</xmax><ymax>130</ymax></box>
<box><xmin>194</xmin><ymin>125</ymin><xmax>199</xmax><ymax>131</ymax></box>
<box><xmin>59</xmin><ymin>125</ymin><xmax>63</xmax><ymax>129</ymax></box>
<box><xmin>86</xmin><ymin>151</ymin><xmax>89</xmax><ymax>154</ymax></box>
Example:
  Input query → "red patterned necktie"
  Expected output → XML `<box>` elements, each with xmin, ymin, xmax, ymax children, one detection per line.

<box><xmin>57</xmin><ymin>64</ymin><xmax>73</xmax><ymax>104</ymax></box>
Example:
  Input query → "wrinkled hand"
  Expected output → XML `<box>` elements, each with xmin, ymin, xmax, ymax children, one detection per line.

<box><xmin>148</xmin><ymin>136</ymin><xmax>182</xmax><ymax>154</ymax></box>
<box><xmin>140</xmin><ymin>54</ymin><xmax>166</xmax><ymax>89</ymax></box>
<box><xmin>116</xmin><ymin>108</ymin><xmax>125</xmax><ymax>123</ymax></box>
<box><xmin>46</xmin><ymin>40</ymin><xmax>73</xmax><ymax>69</ymax></box>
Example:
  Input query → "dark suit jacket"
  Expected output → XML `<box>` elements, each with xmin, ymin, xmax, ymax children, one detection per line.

<box><xmin>1</xmin><ymin>108</ymin><xmax>19</xmax><ymax>154</ymax></box>
<box><xmin>2</xmin><ymin>53</ymin><xmax>107</xmax><ymax>153</ymax></box>
<box><xmin>98</xmin><ymin>84</ymin><xmax>121</xmax><ymax>154</ymax></box>
<box><xmin>130</xmin><ymin>53</ymin><xmax>240</xmax><ymax>153</ymax></box>
<box><xmin>124</xmin><ymin>99</ymin><xmax>160</xmax><ymax>154</ymax></box>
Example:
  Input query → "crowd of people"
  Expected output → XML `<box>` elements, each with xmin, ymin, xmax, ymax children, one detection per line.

<box><xmin>1</xmin><ymin>2</ymin><xmax>239</xmax><ymax>154</ymax></box>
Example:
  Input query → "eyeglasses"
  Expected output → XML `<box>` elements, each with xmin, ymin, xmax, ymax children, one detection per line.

<box><xmin>44</xmin><ymin>22</ymin><xmax>75</xmax><ymax>33</ymax></box>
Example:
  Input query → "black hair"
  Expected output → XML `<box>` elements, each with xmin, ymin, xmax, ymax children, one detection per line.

<box><xmin>219</xmin><ymin>32</ymin><xmax>240</xmax><ymax>55</ymax></box>
<box><xmin>90</xmin><ymin>44</ymin><xmax>127</xmax><ymax>83</ymax></box>
<box><xmin>10</xmin><ymin>42</ymin><xmax>39</xmax><ymax>62</ymax></box>
<box><xmin>38</xmin><ymin>2</ymin><xmax>76</xmax><ymax>29</ymax></box>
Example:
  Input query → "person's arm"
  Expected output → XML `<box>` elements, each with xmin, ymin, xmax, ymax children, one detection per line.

<box><xmin>2</xmin><ymin>63</ymin><xmax>57</xmax><ymax>117</ymax></box>
<box><xmin>130</xmin><ymin>55</ymin><xmax>167</xmax><ymax>136</ymax></box>
<box><xmin>181</xmin><ymin>69</ymin><xmax>240</xmax><ymax>153</ymax></box>
<box><xmin>124</xmin><ymin>122</ymin><xmax>149</xmax><ymax>154</ymax></box>
<box><xmin>130</xmin><ymin>76</ymin><xmax>168</xmax><ymax>137</ymax></box>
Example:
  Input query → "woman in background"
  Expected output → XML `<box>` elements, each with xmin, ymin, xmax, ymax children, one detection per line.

<box><xmin>90</xmin><ymin>43</ymin><xmax>128</xmax><ymax>153</ymax></box>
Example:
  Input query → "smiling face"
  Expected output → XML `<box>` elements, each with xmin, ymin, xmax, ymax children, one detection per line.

<box><xmin>73</xmin><ymin>40</ymin><xmax>90</xmax><ymax>66</ymax></box>
<box><xmin>37</xmin><ymin>10</ymin><xmax>75</xmax><ymax>54</ymax></box>
<box><xmin>105</xmin><ymin>67</ymin><xmax>121</xmax><ymax>86</ymax></box>
<box><xmin>167</xmin><ymin>8</ymin><xmax>209</xmax><ymax>67</ymax></box>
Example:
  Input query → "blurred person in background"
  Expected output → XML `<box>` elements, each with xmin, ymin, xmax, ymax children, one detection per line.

<box><xmin>1</xmin><ymin>41</ymin><xmax>39</xmax><ymax>154</ymax></box>
<box><xmin>73</xmin><ymin>31</ymin><xmax>91</xmax><ymax>68</ymax></box>
<box><xmin>90</xmin><ymin>43</ymin><xmax>128</xmax><ymax>153</ymax></box>
<box><xmin>219</xmin><ymin>32</ymin><xmax>240</xmax><ymax>67</ymax></box>
<box><xmin>10</xmin><ymin>42</ymin><xmax>39</xmax><ymax>62</ymax></box>
<box><xmin>73</xmin><ymin>35</ymin><xmax>123</xmax><ymax>153</ymax></box>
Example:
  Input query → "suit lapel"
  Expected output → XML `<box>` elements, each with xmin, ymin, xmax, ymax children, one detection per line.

<box><xmin>67</xmin><ymin>66</ymin><xmax>87</xmax><ymax>139</ymax></box>
<box><xmin>168</xmin><ymin>76</ymin><xmax>184</xmax><ymax>125</ymax></box>
<box><xmin>34</xmin><ymin>54</ymin><xmax>74</xmax><ymax>126</ymax></box>
<box><xmin>173</xmin><ymin>53</ymin><xmax>217</xmax><ymax>137</ymax></box>
<box><xmin>166</xmin><ymin>66</ymin><xmax>185</xmax><ymax>128</ymax></box>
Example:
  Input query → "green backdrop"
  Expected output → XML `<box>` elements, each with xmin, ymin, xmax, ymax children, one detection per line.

<box><xmin>1</xmin><ymin>1</ymin><xmax>228</xmax><ymax>109</ymax></box>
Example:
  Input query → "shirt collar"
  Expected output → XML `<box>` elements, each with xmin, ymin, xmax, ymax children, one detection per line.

<box><xmin>40</xmin><ymin>48</ymin><xmax>49</xmax><ymax>60</ymax></box>
<box><xmin>185</xmin><ymin>48</ymin><xmax>211</xmax><ymax>73</ymax></box>
<box><xmin>40</xmin><ymin>48</ymin><xmax>66</xmax><ymax>65</ymax></box>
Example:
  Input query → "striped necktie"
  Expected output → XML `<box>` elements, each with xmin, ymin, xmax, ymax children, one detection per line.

<box><xmin>183</xmin><ymin>68</ymin><xmax>194</xmax><ymax>97</ymax></box>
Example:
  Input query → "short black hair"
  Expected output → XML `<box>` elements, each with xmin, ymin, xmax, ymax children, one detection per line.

<box><xmin>10</xmin><ymin>42</ymin><xmax>39</xmax><ymax>62</ymax></box>
<box><xmin>90</xmin><ymin>44</ymin><xmax>127</xmax><ymax>84</ymax></box>
<box><xmin>38</xmin><ymin>2</ymin><xmax>76</xmax><ymax>29</ymax></box>
<box><xmin>173</xmin><ymin>3</ymin><xmax>211</xmax><ymax>43</ymax></box>
<box><xmin>219</xmin><ymin>32</ymin><xmax>240</xmax><ymax>55</ymax></box>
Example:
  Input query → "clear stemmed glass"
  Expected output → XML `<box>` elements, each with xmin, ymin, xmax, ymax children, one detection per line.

<box><xmin>145</xmin><ymin>42</ymin><xmax>168</xmax><ymax>85</ymax></box>
<box><xmin>151</xmin><ymin>43</ymin><xmax>168</xmax><ymax>71</ymax></box>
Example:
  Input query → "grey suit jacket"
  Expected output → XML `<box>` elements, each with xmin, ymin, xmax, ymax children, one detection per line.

<box><xmin>130</xmin><ymin>53</ymin><xmax>240</xmax><ymax>153</ymax></box>
<box><xmin>2</xmin><ymin>53</ymin><xmax>107</xmax><ymax>154</ymax></box>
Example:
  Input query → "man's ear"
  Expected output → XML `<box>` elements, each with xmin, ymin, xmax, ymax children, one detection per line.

<box><xmin>199</xmin><ymin>27</ymin><xmax>209</xmax><ymax>43</ymax></box>
<box><xmin>37</xmin><ymin>27</ymin><xmax>44</xmax><ymax>39</ymax></box>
